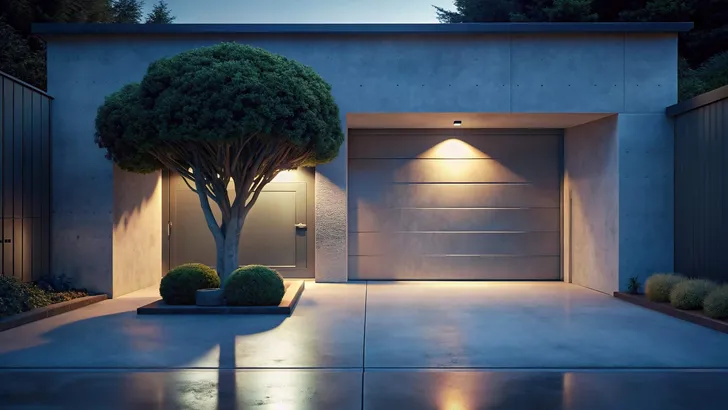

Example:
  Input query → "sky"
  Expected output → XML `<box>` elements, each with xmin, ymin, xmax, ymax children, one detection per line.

<box><xmin>143</xmin><ymin>0</ymin><xmax>456</xmax><ymax>23</ymax></box>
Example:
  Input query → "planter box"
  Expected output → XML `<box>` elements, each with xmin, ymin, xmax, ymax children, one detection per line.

<box><xmin>614</xmin><ymin>292</ymin><xmax>728</xmax><ymax>334</ymax></box>
<box><xmin>137</xmin><ymin>280</ymin><xmax>305</xmax><ymax>315</ymax></box>
<box><xmin>0</xmin><ymin>295</ymin><xmax>108</xmax><ymax>332</ymax></box>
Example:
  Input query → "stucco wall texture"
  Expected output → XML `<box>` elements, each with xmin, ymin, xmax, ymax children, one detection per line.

<box><xmin>45</xmin><ymin>31</ymin><xmax>677</xmax><ymax>295</ymax></box>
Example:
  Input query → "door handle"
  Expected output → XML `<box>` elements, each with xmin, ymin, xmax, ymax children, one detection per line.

<box><xmin>295</xmin><ymin>223</ymin><xmax>307</xmax><ymax>230</ymax></box>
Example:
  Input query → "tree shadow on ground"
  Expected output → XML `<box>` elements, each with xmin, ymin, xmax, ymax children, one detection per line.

<box><xmin>0</xmin><ymin>308</ymin><xmax>287</xmax><ymax>409</ymax></box>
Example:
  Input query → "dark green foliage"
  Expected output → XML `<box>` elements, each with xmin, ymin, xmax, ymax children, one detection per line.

<box><xmin>693</xmin><ymin>51</ymin><xmax>728</xmax><ymax>93</ymax></box>
<box><xmin>703</xmin><ymin>286</ymin><xmax>728</xmax><ymax>319</ymax></box>
<box><xmin>145</xmin><ymin>0</ymin><xmax>175</xmax><ymax>23</ymax></box>
<box><xmin>111</xmin><ymin>0</ymin><xmax>144</xmax><ymax>23</ymax></box>
<box><xmin>94</xmin><ymin>83</ymin><xmax>163</xmax><ymax>173</ymax></box>
<box><xmin>96</xmin><ymin>43</ymin><xmax>343</xmax><ymax>172</ymax></box>
<box><xmin>224</xmin><ymin>265</ymin><xmax>285</xmax><ymax>306</ymax></box>
<box><xmin>627</xmin><ymin>276</ymin><xmax>641</xmax><ymax>294</ymax></box>
<box><xmin>645</xmin><ymin>273</ymin><xmax>686</xmax><ymax>302</ymax></box>
<box><xmin>0</xmin><ymin>17</ymin><xmax>45</xmax><ymax>88</ymax></box>
<box><xmin>678</xmin><ymin>51</ymin><xmax>728</xmax><ymax>100</ymax></box>
<box><xmin>35</xmin><ymin>273</ymin><xmax>75</xmax><ymax>292</ymax></box>
<box><xmin>669</xmin><ymin>279</ymin><xmax>717</xmax><ymax>310</ymax></box>
<box><xmin>159</xmin><ymin>263</ymin><xmax>220</xmax><ymax>305</ymax></box>
<box><xmin>0</xmin><ymin>275</ymin><xmax>87</xmax><ymax>318</ymax></box>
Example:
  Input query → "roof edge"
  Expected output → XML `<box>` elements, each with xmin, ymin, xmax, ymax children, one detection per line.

<box><xmin>667</xmin><ymin>85</ymin><xmax>728</xmax><ymax>117</ymax></box>
<box><xmin>32</xmin><ymin>22</ymin><xmax>694</xmax><ymax>36</ymax></box>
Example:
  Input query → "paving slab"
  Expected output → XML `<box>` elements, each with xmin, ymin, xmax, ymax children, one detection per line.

<box><xmin>0</xmin><ymin>282</ymin><xmax>366</xmax><ymax>369</ymax></box>
<box><xmin>363</xmin><ymin>370</ymin><xmax>728</xmax><ymax>410</ymax></box>
<box><xmin>0</xmin><ymin>369</ymin><xmax>363</xmax><ymax>410</ymax></box>
<box><xmin>364</xmin><ymin>282</ymin><xmax>728</xmax><ymax>368</ymax></box>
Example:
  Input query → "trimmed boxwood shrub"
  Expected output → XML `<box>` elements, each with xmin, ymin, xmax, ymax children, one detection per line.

<box><xmin>704</xmin><ymin>286</ymin><xmax>728</xmax><ymax>319</ymax></box>
<box><xmin>159</xmin><ymin>263</ymin><xmax>220</xmax><ymax>305</ymax></box>
<box><xmin>669</xmin><ymin>279</ymin><xmax>717</xmax><ymax>310</ymax></box>
<box><xmin>645</xmin><ymin>273</ymin><xmax>686</xmax><ymax>302</ymax></box>
<box><xmin>224</xmin><ymin>265</ymin><xmax>285</xmax><ymax>306</ymax></box>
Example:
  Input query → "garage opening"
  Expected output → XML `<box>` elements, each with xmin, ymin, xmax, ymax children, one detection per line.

<box><xmin>347</xmin><ymin>128</ymin><xmax>562</xmax><ymax>280</ymax></box>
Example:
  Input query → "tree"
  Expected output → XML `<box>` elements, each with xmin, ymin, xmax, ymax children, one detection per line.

<box><xmin>111</xmin><ymin>0</ymin><xmax>144</xmax><ymax>23</ymax></box>
<box><xmin>145</xmin><ymin>0</ymin><xmax>175</xmax><ymax>23</ymax></box>
<box><xmin>0</xmin><ymin>17</ymin><xmax>45</xmax><ymax>86</ymax></box>
<box><xmin>435</xmin><ymin>0</ymin><xmax>521</xmax><ymax>23</ymax></box>
<box><xmin>94</xmin><ymin>43</ymin><xmax>344</xmax><ymax>281</ymax></box>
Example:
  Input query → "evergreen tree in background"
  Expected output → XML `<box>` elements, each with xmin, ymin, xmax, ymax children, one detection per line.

<box><xmin>111</xmin><ymin>0</ymin><xmax>144</xmax><ymax>23</ymax></box>
<box><xmin>435</xmin><ymin>0</ymin><xmax>728</xmax><ymax>99</ymax></box>
<box><xmin>0</xmin><ymin>0</ymin><xmax>175</xmax><ymax>89</ymax></box>
<box><xmin>145</xmin><ymin>0</ymin><xmax>175</xmax><ymax>24</ymax></box>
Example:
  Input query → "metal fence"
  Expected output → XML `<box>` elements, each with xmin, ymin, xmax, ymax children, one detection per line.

<box><xmin>668</xmin><ymin>85</ymin><xmax>728</xmax><ymax>283</ymax></box>
<box><xmin>0</xmin><ymin>71</ymin><xmax>52</xmax><ymax>282</ymax></box>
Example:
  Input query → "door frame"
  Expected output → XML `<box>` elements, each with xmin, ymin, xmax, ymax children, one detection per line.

<box><xmin>161</xmin><ymin>169</ymin><xmax>316</xmax><ymax>278</ymax></box>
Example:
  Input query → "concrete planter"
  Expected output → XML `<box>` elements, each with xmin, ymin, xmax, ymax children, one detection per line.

<box><xmin>614</xmin><ymin>292</ymin><xmax>728</xmax><ymax>334</ymax></box>
<box><xmin>196</xmin><ymin>288</ymin><xmax>224</xmax><ymax>306</ymax></box>
<box><xmin>0</xmin><ymin>295</ymin><xmax>108</xmax><ymax>332</ymax></box>
<box><xmin>137</xmin><ymin>280</ymin><xmax>305</xmax><ymax>315</ymax></box>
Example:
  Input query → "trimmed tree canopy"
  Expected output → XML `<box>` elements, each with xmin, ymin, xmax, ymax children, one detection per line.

<box><xmin>95</xmin><ymin>42</ymin><xmax>343</xmax><ymax>280</ymax></box>
<box><xmin>95</xmin><ymin>42</ymin><xmax>343</xmax><ymax>174</ymax></box>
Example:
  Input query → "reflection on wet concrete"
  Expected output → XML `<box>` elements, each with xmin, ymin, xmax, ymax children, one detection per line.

<box><xmin>0</xmin><ymin>370</ymin><xmax>727</xmax><ymax>410</ymax></box>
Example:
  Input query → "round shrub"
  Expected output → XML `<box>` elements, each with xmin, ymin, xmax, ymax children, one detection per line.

<box><xmin>645</xmin><ymin>273</ymin><xmax>686</xmax><ymax>302</ymax></box>
<box><xmin>224</xmin><ymin>265</ymin><xmax>285</xmax><ymax>306</ymax></box>
<box><xmin>160</xmin><ymin>263</ymin><xmax>220</xmax><ymax>305</ymax></box>
<box><xmin>704</xmin><ymin>286</ymin><xmax>728</xmax><ymax>319</ymax></box>
<box><xmin>669</xmin><ymin>279</ymin><xmax>717</xmax><ymax>310</ymax></box>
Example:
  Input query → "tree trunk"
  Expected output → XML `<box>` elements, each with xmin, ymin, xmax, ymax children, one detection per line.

<box><xmin>215</xmin><ymin>213</ymin><xmax>245</xmax><ymax>284</ymax></box>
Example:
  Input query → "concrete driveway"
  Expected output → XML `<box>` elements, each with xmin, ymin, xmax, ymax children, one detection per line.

<box><xmin>1</xmin><ymin>282</ymin><xmax>728</xmax><ymax>409</ymax></box>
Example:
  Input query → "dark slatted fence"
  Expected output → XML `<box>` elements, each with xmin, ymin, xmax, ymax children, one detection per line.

<box><xmin>668</xmin><ymin>85</ymin><xmax>728</xmax><ymax>282</ymax></box>
<box><xmin>0</xmin><ymin>71</ymin><xmax>52</xmax><ymax>282</ymax></box>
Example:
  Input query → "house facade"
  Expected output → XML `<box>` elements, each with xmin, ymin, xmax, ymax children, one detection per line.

<box><xmin>34</xmin><ymin>22</ymin><xmax>690</xmax><ymax>297</ymax></box>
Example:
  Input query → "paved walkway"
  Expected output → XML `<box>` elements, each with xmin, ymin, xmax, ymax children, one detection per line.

<box><xmin>1</xmin><ymin>282</ymin><xmax>728</xmax><ymax>409</ymax></box>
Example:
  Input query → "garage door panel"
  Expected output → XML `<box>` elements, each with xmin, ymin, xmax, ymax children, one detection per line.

<box><xmin>347</xmin><ymin>128</ymin><xmax>561</xmax><ymax>280</ymax></box>
<box><xmin>349</xmin><ymin>232</ymin><xmax>559</xmax><ymax>256</ymax></box>
<box><xmin>349</xmin><ymin>207</ymin><xmax>560</xmax><ymax>233</ymax></box>
<box><xmin>349</xmin><ymin>130</ymin><xmax>561</xmax><ymax>160</ymax></box>
<box><xmin>349</xmin><ymin>157</ymin><xmax>559</xmax><ymax>185</ymax></box>
<box><xmin>350</xmin><ymin>184</ymin><xmax>560</xmax><ymax>208</ymax></box>
<box><xmin>349</xmin><ymin>255</ymin><xmax>561</xmax><ymax>280</ymax></box>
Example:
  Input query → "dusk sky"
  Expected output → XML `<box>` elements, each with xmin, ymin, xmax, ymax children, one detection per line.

<box><xmin>145</xmin><ymin>0</ymin><xmax>456</xmax><ymax>23</ymax></box>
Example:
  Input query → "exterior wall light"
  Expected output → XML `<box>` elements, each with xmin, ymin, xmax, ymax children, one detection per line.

<box><xmin>453</xmin><ymin>120</ymin><xmax>462</xmax><ymax>127</ymax></box>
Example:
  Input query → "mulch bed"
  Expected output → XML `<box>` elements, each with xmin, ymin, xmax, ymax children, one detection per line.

<box><xmin>614</xmin><ymin>292</ymin><xmax>728</xmax><ymax>334</ymax></box>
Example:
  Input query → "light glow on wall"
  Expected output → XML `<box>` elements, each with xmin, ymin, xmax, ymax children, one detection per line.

<box><xmin>271</xmin><ymin>169</ymin><xmax>299</xmax><ymax>183</ymax></box>
<box><xmin>421</xmin><ymin>138</ymin><xmax>484</xmax><ymax>159</ymax></box>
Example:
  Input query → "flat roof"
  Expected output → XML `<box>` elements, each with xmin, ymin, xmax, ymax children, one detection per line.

<box><xmin>33</xmin><ymin>22</ymin><xmax>693</xmax><ymax>36</ymax></box>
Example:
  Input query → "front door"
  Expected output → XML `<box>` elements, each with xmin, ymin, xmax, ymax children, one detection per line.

<box><xmin>167</xmin><ymin>169</ymin><xmax>314</xmax><ymax>278</ymax></box>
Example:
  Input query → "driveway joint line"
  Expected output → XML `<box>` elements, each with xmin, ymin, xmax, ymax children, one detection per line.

<box><xmin>361</xmin><ymin>281</ymin><xmax>369</xmax><ymax>410</ymax></box>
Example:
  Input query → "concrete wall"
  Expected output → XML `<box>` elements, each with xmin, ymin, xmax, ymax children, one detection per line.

<box><xmin>45</xmin><ymin>31</ymin><xmax>678</xmax><ymax>290</ymax></box>
<box><xmin>564</xmin><ymin>116</ymin><xmax>620</xmax><ymax>294</ymax></box>
<box><xmin>617</xmin><ymin>114</ymin><xmax>674</xmax><ymax>288</ymax></box>
<box><xmin>564</xmin><ymin>114</ymin><xmax>674</xmax><ymax>294</ymax></box>
<box><xmin>112</xmin><ymin>168</ymin><xmax>162</xmax><ymax>297</ymax></box>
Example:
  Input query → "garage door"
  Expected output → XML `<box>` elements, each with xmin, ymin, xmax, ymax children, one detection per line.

<box><xmin>348</xmin><ymin>129</ymin><xmax>561</xmax><ymax>280</ymax></box>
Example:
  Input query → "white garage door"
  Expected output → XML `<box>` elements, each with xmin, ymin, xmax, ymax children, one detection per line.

<box><xmin>348</xmin><ymin>129</ymin><xmax>562</xmax><ymax>280</ymax></box>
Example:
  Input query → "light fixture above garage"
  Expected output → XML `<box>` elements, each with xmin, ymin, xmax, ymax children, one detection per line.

<box><xmin>453</xmin><ymin>120</ymin><xmax>462</xmax><ymax>127</ymax></box>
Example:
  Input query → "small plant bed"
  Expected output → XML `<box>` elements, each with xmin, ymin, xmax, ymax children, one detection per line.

<box><xmin>615</xmin><ymin>273</ymin><xmax>728</xmax><ymax>334</ymax></box>
<box><xmin>1</xmin><ymin>275</ymin><xmax>107</xmax><ymax>332</ymax></box>
<box><xmin>137</xmin><ymin>280</ymin><xmax>305</xmax><ymax>315</ymax></box>
<box><xmin>614</xmin><ymin>292</ymin><xmax>728</xmax><ymax>334</ymax></box>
